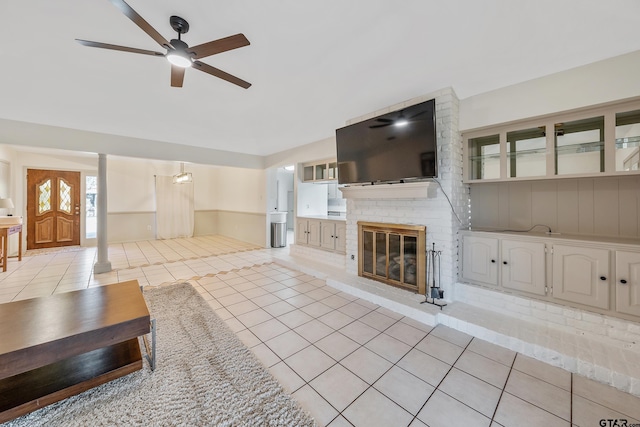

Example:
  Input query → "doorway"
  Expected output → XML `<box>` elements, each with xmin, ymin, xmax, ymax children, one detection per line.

<box><xmin>26</xmin><ymin>169</ymin><xmax>81</xmax><ymax>249</ymax></box>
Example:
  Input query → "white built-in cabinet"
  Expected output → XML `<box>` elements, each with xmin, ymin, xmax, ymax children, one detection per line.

<box><xmin>501</xmin><ymin>240</ymin><xmax>546</xmax><ymax>296</ymax></box>
<box><xmin>296</xmin><ymin>217</ymin><xmax>345</xmax><ymax>253</ymax></box>
<box><xmin>461</xmin><ymin>235</ymin><xmax>498</xmax><ymax>286</ymax></box>
<box><xmin>320</xmin><ymin>221</ymin><xmax>346</xmax><ymax>252</ymax></box>
<box><xmin>616</xmin><ymin>251</ymin><xmax>640</xmax><ymax>316</ymax></box>
<box><xmin>460</xmin><ymin>231</ymin><xmax>640</xmax><ymax>320</ymax></box>
<box><xmin>296</xmin><ymin>218</ymin><xmax>320</xmax><ymax>247</ymax></box>
<box><xmin>552</xmin><ymin>245</ymin><xmax>609</xmax><ymax>309</ymax></box>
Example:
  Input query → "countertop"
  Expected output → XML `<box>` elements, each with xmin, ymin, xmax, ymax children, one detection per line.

<box><xmin>297</xmin><ymin>215</ymin><xmax>346</xmax><ymax>221</ymax></box>
<box><xmin>464</xmin><ymin>228</ymin><xmax>640</xmax><ymax>246</ymax></box>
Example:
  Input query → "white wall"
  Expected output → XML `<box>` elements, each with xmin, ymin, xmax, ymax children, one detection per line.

<box><xmin>1</xmin><ymin>148</ymin><xmax>269</xmax><ymax>246</ymax></box>
<box><xmin>214</xmin><ymin>166</ymin><xmax>266</xmax><ymax>213</ymax></box>
<box><xmin>296</xmin><ymin>182</ymin><xmax>328</xmax><ymax>217</ymax></box>
<box><xmin>460</xmin><ymin>50</ymin><xmax>640</xmax><ymax>132</ymax></box>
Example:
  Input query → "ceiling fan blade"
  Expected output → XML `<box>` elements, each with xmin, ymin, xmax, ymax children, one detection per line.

<box><xmin>193</xmin><ymin>61</ymin><xmax>251</xmax><ymax>89</ymax></box>
<box><xmin>108</xmin><ymin>0</ymin><xmax>171</xmax><ymax>49</ymax></box>
<box><xmin>171</xmin><ymin>65</ymin><xmax>186</xmax><ymax>88</ymax></box>
<box><xmin>375</xmin><ymin>118</ymin><xmax>393</xmax><ymax>123</ymax></box>
<box><xmin>188</xmin><ymin>34</ymin><xmax>250</xmax><ymax>59</ymax></box>
<box><xmin>369</xmin><ymin>124</ymin><xmax>391</xmax><ymax>129</ymax></box>
<box><xmin>408</xmin><ymin>110</ymin><xmax>428</xmax><ymax>120</ymax></box>
<box><xmin>76</xmin><ymin>39</ymin><xmax>165</xmax><ymax>57</ymax></box>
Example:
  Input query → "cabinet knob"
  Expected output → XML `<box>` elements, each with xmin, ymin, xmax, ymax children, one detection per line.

<box><xmin>491</xmin><ymin>259</ymin><xmax>496</xmax><ymax>263</ymax></box>
<box><xmin>503</xmin><ymin>261</ymin><xmax>508</xmax><ymax>265</ymax></box>
<box><xmin>600</xmin><ymin>276</ymin><xmax>607</xmax><ymax>281</ymax></box>
<box><xmin>620</xmin><ymin>279</ymin><xmax>628</xmax><ymax>284</ymax></box>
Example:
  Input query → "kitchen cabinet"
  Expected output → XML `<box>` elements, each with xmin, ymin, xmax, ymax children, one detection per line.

<box><xmin>616</xmin><ymin>250</ymin><xmax>640</xmax><ymax>316</ymax></box>
<box><xmin>296</xmin><ymin>217</ymin><xmax>345</xmax><ymax>253</ymax></box>
<box><xmin>501</xmin><ymin>239</ymin><xmax>546</xmax><ymax>296</ymax></box>
<box><xmin>320</xmin><ymin>221</ymin><xmax>346</xmax><ymax>253</ymax></box>
<box><xmin>302</xmin><ymin>160</ymin><xmax>338</xmax><ymax>182</ymax></box>
<box><xmin>461</xmin><ymin>235</ymin><xmax>498</xmax><ymax>286</ymax></box>
<box><xmin>552</xmin><ymin>245</ymin><xmax>610</xmax><ymax>309</ymax></box>
<box><xmin>296</xmin><ymin>218</ymin><xmax>320</xmax><ymax>247</ymax></box>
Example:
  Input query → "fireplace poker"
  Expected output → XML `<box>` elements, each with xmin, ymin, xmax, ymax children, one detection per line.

<box><xmin>421</xmin><ymin>242</ymin><xmax>447</xmax><ymax>309</ymax></box>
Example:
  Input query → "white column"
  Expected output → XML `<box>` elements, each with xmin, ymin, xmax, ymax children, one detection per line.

<box><xmin>94</xmin><ymin>153</ymin><xmax>112</xmax><ymax>274</ymax></box>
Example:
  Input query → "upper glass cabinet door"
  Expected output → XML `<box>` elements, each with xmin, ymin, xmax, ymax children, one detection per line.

<box><xmin>506</xmin><ymin>126</ymin><xmax>546</xmax><ymax>178</ymax></box>
<box><xmin>615</xmin><ymin>109</ymin><xmax>640</xmax><ymax>171</ymax></box>
<box><xmin>469</xmin><ymin>134</ymin><xmax>500</xmax><ymax>180</ymax></box>
<box><xmin>555</xmin><ymin>116</ymin><xmax>604</xmax><ymax>175</ymax></box>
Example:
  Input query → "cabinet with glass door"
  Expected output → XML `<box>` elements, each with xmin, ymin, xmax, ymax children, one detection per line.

<box><xmin>302</xmin><ymin>160</ymin><xmax>338</xmax><ymax>182</ymax></box>
<box><xmin>463</xmin><ymin>100</ymin><xmax>640</xmax><ymax>182</ymax></box>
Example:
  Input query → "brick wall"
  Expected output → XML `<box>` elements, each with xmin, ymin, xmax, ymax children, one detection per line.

<box><xmin>342</xmin><ymin>88</ymin><xmax>468</xmax><ymax>298</ymax></box>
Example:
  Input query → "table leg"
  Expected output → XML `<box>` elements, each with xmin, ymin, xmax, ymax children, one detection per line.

<box><xmin>18</xmin><ymin>230</ymin><xmax>22</xmax><ymax>261</ymax></box>
<box><xmin>1</xmin><ymin>231</ymin><xmax>6</xmax><ymax>273</ymax></box>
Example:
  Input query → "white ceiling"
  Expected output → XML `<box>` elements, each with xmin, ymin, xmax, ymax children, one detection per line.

<box><xmin>2</xmin><ymin>0</ymin><xmax>640</xmax><ymax>160</ymax></box>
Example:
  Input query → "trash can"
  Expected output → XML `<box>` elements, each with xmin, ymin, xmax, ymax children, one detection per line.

<box><xmin>270</xmin><ymin>221</ymin><xmax>287</xmax><ymax>248</ymax></box>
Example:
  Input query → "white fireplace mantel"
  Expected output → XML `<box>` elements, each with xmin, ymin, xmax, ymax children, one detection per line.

<box><xmin>339</xmin><ymin>181</ymin><xmax>436</xmax><ymax>200</ymax></box>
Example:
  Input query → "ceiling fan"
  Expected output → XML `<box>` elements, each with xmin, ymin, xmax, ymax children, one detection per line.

<box><xmin>369</xmin><ymin>110</ymin><xmax>427</xmax><ymax>129</ymax></box>
<box><xmin>76</xmin><ymin>0</ymin><xmax>251</xmax><ymax>89</ymax></box>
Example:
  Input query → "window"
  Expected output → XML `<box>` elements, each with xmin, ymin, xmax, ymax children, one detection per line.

<box><xmin>86</xmin><ymin>176</ymin><xmax>97</xmax><ymax>239</ymax></box>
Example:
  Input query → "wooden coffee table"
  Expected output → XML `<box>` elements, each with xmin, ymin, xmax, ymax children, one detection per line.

<box><xmin>0</xmin><ymin>280</ymin><xmax>154</xmax><ymax>423</ymax></box>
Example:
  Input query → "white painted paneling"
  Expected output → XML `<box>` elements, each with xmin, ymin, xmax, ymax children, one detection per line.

<box><xmin>593</xmin><ymin>178</ymin><xmax>619</xmax><ymax>237</ymax></box>
<box><xmin>618</xmin><ymin>176</ymin><xmax>639</xmax><ymax>237</ymax></box>
<box><xmin>530</xmin><ymin>180</ymin><xmax>557</xmax><ymax>232</ymax></box>
<box><xmin>578</xmin><ymin>179</ymin><xmax>595</xmax><ymax>235</ymax></box>
<box><xmin>471</xmin><ymin>176</ymin><xmax>640</xmax><ymax>238</ymax></box>
<box><xmin>508</xmin><ymin>182</ymin><xmax>532</xmax><ymax>229</ymax></box>
<box><xmin>469</xmin><ymin>184</ymin><xmax>498</xmax><ymax>229</ymax></box>
<box><xmin>556</xmin><ymin>179</ymin><xmax>579</xmax><ymax>234</ymax></box>
<box><xmin>498</xmin><ymin>182</ymin><xmax>510</xmax><ymax>229</ymax></box>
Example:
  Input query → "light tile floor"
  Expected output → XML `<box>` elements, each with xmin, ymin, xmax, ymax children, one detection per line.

<box><xmin>1</xmin><ymin>236</ymin><xmax>639</xmax><ymax>427</ymax></box>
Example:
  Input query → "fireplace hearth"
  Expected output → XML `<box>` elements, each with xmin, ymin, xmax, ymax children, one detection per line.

<box><xmin>358</xmin><ymin>222</ymin><xmax>426</xmax><ymax>294</ymax></box>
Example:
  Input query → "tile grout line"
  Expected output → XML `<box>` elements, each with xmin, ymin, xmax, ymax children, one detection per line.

<box><xmin>570</xmin><ymin>372</ymin><xmax>573</xmax><ymax>426</ymax></box>
<box><xmin>489</xmin><ymin>348</ymin><xmax>518</xmax><ymax>424</ymax></box>
<box><xmin>408</xmin><ymin>334</ymin><xmax>475</xmax><ymax>427</ymax></box>
<box><xmin>329</xmin><ymin>315</ymin><xmax>417</xmax><ymax>425</ymax></box>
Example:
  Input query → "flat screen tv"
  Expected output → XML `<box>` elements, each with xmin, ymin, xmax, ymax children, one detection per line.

<box><xmin>336</xmin><ymin>98</ymin><xmax>437</xmax><ymax>185</ymax></box>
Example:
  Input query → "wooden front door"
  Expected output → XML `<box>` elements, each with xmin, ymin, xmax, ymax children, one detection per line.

<box><xmin>27</xmin><ymin>169</ymin><xmax>81</xmax><ymax>249</ymax></box>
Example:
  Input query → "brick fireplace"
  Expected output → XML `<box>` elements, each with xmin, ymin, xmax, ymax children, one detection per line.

<box><xmin>339</xmin><ymin>88</ymin><xmax>468</xmax><ymax>299</ymax></box>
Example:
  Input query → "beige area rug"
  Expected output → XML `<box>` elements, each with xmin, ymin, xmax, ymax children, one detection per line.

<box><xmin>6</xmin><ymin>283</ymin><xmax>316</xmax><ymax>427</ymax></box>
<box><xmin>23</xmin><ymin>246</ymin><xmax>86</xmax><ymax>257</ymax></box>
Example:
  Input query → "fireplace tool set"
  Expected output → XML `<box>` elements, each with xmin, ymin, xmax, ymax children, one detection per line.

<box><xmin>421</xmin><ymin>242</ymin><xmax>447</xmax><ymax>309</ymax></box>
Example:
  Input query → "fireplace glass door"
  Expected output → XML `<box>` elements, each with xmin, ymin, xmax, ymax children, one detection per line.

<box><xmin>358</xmin><ymin>222</ymin><xmax>426</xmax><ymax>294</ymax></box>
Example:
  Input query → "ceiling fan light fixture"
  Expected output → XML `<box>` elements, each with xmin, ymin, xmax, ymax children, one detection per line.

<box><xmin>395</xmin><ymin>119</ymin><xmax>409</xmax><ymax>127</ymax></box>
<box><xmin>167</xmin><ymin>53</ymin><xmax>192</xmax><ymax>68</ymax></box>
<box><xmin>167</xmin><ymin>39</ymin><xmax>192</xmax><ymax>67</ymax></box>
